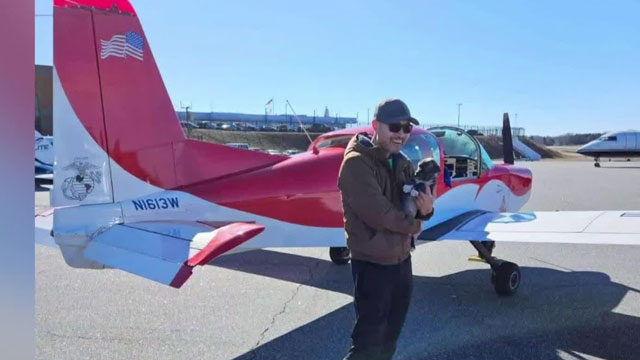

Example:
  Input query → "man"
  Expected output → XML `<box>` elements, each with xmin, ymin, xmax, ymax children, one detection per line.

<box><xmin>338</xmin><ymin>98</ymin><xmax>435</xmax><ymax>359</ymax></box>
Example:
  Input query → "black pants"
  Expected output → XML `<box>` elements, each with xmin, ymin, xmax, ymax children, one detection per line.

<box><xmin>344</xmin><ymin>256</ymin><xmax>413</xmax><ymax>360</ymax></box>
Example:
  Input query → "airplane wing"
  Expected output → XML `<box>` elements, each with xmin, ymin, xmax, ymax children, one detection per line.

<box><xmin>83</xmin><ymin>221</ymin><xmax>264</xmax><ymax>288</ymax></box>
<box><xmin>420</xmin><ymin>210</ymin><xmax>640</xmax><ymax>245</ymax></box>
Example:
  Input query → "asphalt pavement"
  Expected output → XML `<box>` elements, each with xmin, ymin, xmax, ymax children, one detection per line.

<box><xmin>36</xmin><ymin>160</ymin><xmax>640</xmax><ymax>360</ymax></box>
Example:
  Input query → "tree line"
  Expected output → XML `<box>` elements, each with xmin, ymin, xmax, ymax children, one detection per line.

<box><xmin>527</xmin><ymin>133</ymin><xmax>603</xmax><ymax>146</ymax></box>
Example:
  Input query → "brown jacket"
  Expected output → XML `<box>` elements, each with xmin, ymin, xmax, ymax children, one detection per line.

<box><xmin>338</xmin><ymin>133</ymin><xmax>433</xmax><ymax>265</ymax></box>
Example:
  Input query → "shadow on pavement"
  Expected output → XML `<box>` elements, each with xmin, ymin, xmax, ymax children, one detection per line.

<box><xmin>35</xmin><ymin>178</ymin><xmax>52</xmax><ymax>192</ymax></box>
<box><xmin>213</xmin><ymin>250</ymin><xmax>640</xmax><ymax>360</ymax></box>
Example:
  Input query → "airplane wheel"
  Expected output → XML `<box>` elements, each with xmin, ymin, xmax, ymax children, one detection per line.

<box><xmin>329</xmin><ymin>247</ymin><xmax>350</xmax><ymax>265</ymax></box>
<box><xmin>493</xmin><ymin>262</ymin><xmax>521</xmax><ymax>296</ymax></box>
<box><xmin>594</xmin><ymin>163</ymin><xmax>600</xmax><ymax>168</ymax></box>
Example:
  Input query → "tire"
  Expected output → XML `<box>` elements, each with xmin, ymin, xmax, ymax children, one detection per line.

<box><xmin>493</xmin><ymin>261</ymin><xmax>521</xmax><ymax>296</ymax></box>
<box><xmin>329</xmin><ymin>247</ymin><xmax>350</xmax><ymax>265</ymax></box>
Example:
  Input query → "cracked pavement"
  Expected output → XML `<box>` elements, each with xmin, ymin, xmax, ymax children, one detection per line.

<box><xmin>247</xmin><ymin>258</ymin><xmax>319</xmax><ymax>360</ymax></box>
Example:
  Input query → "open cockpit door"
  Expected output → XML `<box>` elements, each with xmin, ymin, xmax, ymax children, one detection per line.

<box><xmin>428</xmin><ymin>127</ymin><xmax>486</xmax><ymax>181</ymax></box>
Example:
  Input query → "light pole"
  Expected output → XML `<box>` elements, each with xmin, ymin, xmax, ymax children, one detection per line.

<box><xmin>457</xmin><ymin>103</ymin><xmax>463</xmax><ymax>127</ymax></box>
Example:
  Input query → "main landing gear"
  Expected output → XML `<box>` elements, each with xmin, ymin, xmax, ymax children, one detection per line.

<box><xmin>329</xmin><ymin>242</ymin><xmax>521</xmax><ymax>296</ymax></box>
<box><xmin>329</xmin><ymin>247</ymin><xmax>351</xmax><ymax>265</ymax></box>
<box><xmin>469</xmin><ymin>241</ymin><xmax>521</xmax><ymax>296</ymax></box>
<box><xmin>594</xmin><ymin>157</ymin><xmax>601</xmax><ymax>168</ymax></box>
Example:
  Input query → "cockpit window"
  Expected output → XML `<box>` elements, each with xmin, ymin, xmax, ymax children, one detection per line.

<box><xmin>401</xmin><ymin>134</ymin><xmax>441</xmax><ymax>170</ymax></box>
<box><xmin>316</xmin><ymin>133</ymin><xmax>441</xmax><ymax>170</ymax></box>
<box><xmin>316</xmin><ymin>135</ymin><xmax>352</xmax><ymax>149</ymax></box>
<box><xmin>600</xmin><ymin>135</ymin><xmax>617</xmax><ymax>141</ymax></box>
<box><xmin>429</xmin><ymin>127</ymin><xmax>490</xmax><ymax>179</ymax></box>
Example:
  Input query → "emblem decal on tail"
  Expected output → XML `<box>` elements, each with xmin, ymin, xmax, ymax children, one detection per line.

<box><xmin>100</xmin><ymin>31</ymin><xmax>144</xmax><ymax>61</ymax></box>
<box><xmin>61</xmin><ymin>157</ymin><xmax>103</xmax><ymax>201</ymax></box>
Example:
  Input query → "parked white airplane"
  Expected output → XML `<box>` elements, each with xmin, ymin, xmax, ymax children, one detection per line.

<box><xmin>577</xmin><ymin>130</ymin><xmax>640</xmax><ymax>167</ymax></box>
<box><xmin>35</xmin><ymin>130</ymin><xmax>54</xmax><ymax>179</ymax></box>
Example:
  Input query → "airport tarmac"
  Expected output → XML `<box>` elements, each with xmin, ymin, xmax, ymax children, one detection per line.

<box><xmin>36</xmin><ymin>160</ymin><xmax>640</xmax><ymax>360</ymax></box>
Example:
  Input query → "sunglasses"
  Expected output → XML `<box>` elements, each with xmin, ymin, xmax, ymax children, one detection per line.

<box><xmin>387</xmin><ymin>123</ymin><xmax>413</xmax><ymax>134</ymax></box>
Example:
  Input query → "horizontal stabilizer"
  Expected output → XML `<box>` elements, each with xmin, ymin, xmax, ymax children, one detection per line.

<box><xmin>438</xmin><ymin>211</ymin><xmax>640</xmax><ymax>245</ymax></box>
<box><xmin>84</xmin><ymin>221</ymin><xmax>264</xmax><ymax>288</ymax></box>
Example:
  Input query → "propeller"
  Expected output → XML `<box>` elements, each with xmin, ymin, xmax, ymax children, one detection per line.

<box><xmin>502</xmin><ymin>113</ymin><xmax>515</xmax><ymax>165</ymax></box>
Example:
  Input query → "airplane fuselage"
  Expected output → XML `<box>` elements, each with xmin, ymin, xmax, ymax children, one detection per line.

<box><xmin>577</xmin><ymin>131</ymin><xmax>640</xmax><ymax>162</ymax></box>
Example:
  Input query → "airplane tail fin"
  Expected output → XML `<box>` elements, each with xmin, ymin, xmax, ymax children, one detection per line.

<box><xmin>502</xmin><ymin>113</ymin><xmax>515</xmax><ymax>165</ymax></box>
<box><xmin>53</xmin><ymin>0</ymin><xmax>286</xmax><ymax>206</ymax></box>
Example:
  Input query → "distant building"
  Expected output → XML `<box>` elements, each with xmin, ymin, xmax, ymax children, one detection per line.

<box><xmin>34</xmin><ymin>64</ymin><xmax>355</xmax><ymax>132</ymax></box>
<box><xmin>176</xmin><ymin>111</ymin><xmax>357</xmax><ymax>128</ymax></box>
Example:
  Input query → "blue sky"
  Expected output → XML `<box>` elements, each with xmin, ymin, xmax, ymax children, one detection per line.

<box><xmin>36</xmin><ymin>0</ymin><xmax>639</xmax><ymax>136</ymax></box>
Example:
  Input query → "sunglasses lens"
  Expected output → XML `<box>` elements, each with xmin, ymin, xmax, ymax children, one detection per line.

<box><xmin>388</xmin><ymin>123</ymin><xmax>412</xmax><ymax>133</ymax></box>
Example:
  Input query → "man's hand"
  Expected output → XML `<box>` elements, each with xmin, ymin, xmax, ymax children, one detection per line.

<box><xmin>414</xmin><ymin>186</ymin><xmax>435</xmax><ymax>217</ymax></box>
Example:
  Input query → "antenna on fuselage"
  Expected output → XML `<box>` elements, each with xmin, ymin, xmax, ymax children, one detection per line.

<box><xmin>502</xmin><ymin>112</ymin><xmax>515</xmax><ymax>165</ymax></box>
<box><xmin>286</xmin><ymin>100</ymin><xmax>314</xmax><ymax>146</ymax></box>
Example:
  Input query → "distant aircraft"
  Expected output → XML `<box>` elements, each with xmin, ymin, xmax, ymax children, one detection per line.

<box><xmin>35</xmin><ymin>130</ymin><xmax>54</xmax><ymax>179</ymax></box>
<box><xmin>577</xmin><ymin>130</ymin><xmax>640</xmax><ymax>167</ymax></box>
<box><xmin>36</xmin><ymin>0</ymin><xmax>640</xmax><ymax>297</ymax></box>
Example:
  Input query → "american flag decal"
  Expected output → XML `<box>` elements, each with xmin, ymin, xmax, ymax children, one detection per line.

<box><xmin>100</xmin><ymin>31</ymin><xmax>144</xmax><ymax>61</ymax></box>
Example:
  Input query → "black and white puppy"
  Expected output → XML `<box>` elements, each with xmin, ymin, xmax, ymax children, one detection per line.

<box><xmin>403</xmin><ymin>158</ymin><xmax>440</xmax><ymax>216</ymax></box>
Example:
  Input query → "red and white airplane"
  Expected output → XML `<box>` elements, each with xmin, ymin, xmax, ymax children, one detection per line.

<box><xmin>36</xmin><ymin>0</ymin><xmax>640</xmax><ymax>296</ymax></box>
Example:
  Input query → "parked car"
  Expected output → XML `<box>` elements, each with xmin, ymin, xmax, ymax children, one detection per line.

<box><xmin>284</xmin><ymin>149</ymin><xmax>301</xmax><ymax>155</ymax></box>
<box><xmin>225</xmin><ymin>142</ymin><xmax>250</xmax><ymax>150</ymax></box>
<box><xmin>259</xmin><ymin>125</ymin><xmax>277</xmax><ymax>132</ymax></box>
<box><xmin>232</xmin><ymin>122</ymin><xmax>246</xmax><ymax>131</ymax></box>
<box><xmin>179</xmin><ymin>120</ymin><xmax>199</xmax><ymax>129</ymax></box>
<box><xmin>299</xmin><ymin>123</ymin><xmax>333</xmax><ymax>133</ymax></box>
<box><xmin>245</xmin><ymin>124</ymin><xmax>258</xmax><ymax>131</ymax></box>
<box><xmin>265</xmin><ymin>149</ymin><xmax>281</xmax><ymax>155</ymax></box>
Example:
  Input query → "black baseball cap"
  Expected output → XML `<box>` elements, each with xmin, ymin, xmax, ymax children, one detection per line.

<box><xmin>373</xmin><ymin>98</ymin><xmax>419</xmax><ymax>125</ymax></box>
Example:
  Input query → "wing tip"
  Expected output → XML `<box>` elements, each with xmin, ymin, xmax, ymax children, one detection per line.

<box><xmin>169</xmin><ymin>264</ymin><xmax>193</xmax><ymax>288</ymax></box>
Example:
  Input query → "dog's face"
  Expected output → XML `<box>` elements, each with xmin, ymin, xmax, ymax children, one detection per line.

<box><xmin>415</xmin><ymin>158</ymin><xmax>440</xmax><ymax>182</ymax></box>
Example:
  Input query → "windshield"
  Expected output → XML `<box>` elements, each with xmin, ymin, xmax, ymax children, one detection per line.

<box><xmin>480</xmin><ymin>145</ymin><xmax>494</xmax><ymax>171</ymax></box>
<box><xmin>316</xmin><ymin>135</ymin><xmax>352</xmax><ymax>149</ymax></box>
